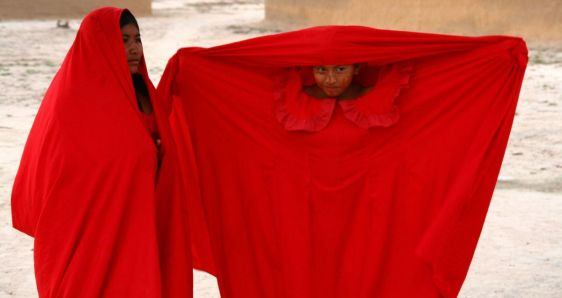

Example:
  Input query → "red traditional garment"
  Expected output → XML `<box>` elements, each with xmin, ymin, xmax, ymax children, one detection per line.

<box><xmin>11</xmin><ymin>7</ymin><xmax>192</xmax><ymax>297</ymax></box>
<box><xmin>159</xmin><ymin>26</ymin><xmax>527</xmax><ymax>298</ymax></box>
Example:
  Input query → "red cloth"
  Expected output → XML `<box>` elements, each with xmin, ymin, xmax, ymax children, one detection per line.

<box><xmin>11</xmin><ymin>7</ymin><xmax>192</xmax><ymax>297</ymax></box>
<box><xmin>140</xmin><ymin>111</ymin><xmax>159</xmax><ymax>140</ymax></box>
<box><xmin>159</xmin><ymin>26</ymin><xmax>527</xmax><ymax>298</ymax></box>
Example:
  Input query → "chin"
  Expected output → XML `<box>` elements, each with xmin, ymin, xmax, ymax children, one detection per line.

<box><xmin>325</xmin><ymin>92</ymin><xmax>341</xmax><ymax>97</ymax></box>
<box><xmin>322</xmin><ymin>89</ymin><xmax>341</xmax><ymax>97</ymax></box>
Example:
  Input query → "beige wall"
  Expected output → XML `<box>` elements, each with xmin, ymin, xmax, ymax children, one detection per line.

<box><xmin>266</xmin><ymin>0</ymin><xmax>562</xmax><ymax>43</ymax></box>
<box><xmin>0</xmin><ymin>0</ymin><xmax>151</xmax><ymax>19</ymax></box>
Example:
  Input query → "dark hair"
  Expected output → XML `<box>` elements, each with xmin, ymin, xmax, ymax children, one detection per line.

<box><xmin>120</xmin><ymin>10</ymin><xmax>139</xmax><ymax>30</ymax></box>
<box><xmin>132</xmin><ymin>74</ymin><xmax>149</xmax><ymax>98</ymax></box>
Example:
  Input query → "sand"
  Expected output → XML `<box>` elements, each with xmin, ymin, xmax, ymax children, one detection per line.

<box><xmin>1</xmin><ymin>0</ymin><xmax>561</xmax><ymax>297</ymax></box>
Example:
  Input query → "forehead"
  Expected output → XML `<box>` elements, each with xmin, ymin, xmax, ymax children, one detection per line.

<box><xmin>313</xmin><ymin>64</ymin><xmax>354</xmax><ymax>69</ymax></box>
<box><xmin>121</xmin><ymin>24</ymin><xmax>139</xmax><ymax>36</ymax></box>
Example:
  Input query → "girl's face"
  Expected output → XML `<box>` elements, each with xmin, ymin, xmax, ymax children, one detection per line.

<box><xmin>121</xmin><ymin>24</ymin><xmax>143</xmax><ymax>74</ymax></box>
<box><xmin>312</xmin><ymin>65</ymin><xmax>358</xmax><ymax>97</ymax></box>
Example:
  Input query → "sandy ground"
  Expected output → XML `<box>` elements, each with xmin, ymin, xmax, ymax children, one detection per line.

<box><xmin>1</xmin><ymin>0</ymin><xmax>561</xmax><ymax>297</ymax></box>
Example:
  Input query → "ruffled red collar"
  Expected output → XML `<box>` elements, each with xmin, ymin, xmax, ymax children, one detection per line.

<box><xmin>274</xmin><ymin>63</ymin><xmax>413</xmax><ymax>131</ymax></box>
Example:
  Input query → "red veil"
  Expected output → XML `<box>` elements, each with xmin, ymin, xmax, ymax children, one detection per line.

<box><xmin>11</xmin><ymin>7</ymin><xmax>192</xmax><ymax>297</ymax></box>
<box><xmin>159</xmin><ymin>26</ymin><xmax>527</xmax><ymax>297</ymax></box>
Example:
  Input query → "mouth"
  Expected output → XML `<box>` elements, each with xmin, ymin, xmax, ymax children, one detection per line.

<box><xmin>128</xmin><ymin>59</ymin><xmax>140</xmax><ymax>65</ymax></box>
<box><xmin>322</xmin><ymin>86</ymin><xmax>343</xmax><ymax>97</ymax></box>
<box><xmin>324</xmin><ymin>86</ymin><xmax>341</xmax><ymax>92</ymax></box>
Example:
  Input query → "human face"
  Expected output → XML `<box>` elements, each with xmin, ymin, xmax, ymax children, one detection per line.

<box><xmin>121</xmin><ymin>24</ymin><xmax>142</xmax><ymax>74</ymax></box>
<box><xmin>312</xmin><ymin>65</ymin><xmax>357</xmax><ymax>97</ymax></box>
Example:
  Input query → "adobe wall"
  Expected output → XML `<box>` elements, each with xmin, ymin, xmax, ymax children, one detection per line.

<box><xmin>0</xmin><ymin>0</ymin><xmax>151</xmax><ymax>19</ymax></box>
<box><xmin>265</xmin><ymin>0</ymin><xmax>562</xmax><ymax>43</ymax></box>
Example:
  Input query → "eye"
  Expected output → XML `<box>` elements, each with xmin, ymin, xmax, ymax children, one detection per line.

<box><xmin>314</xmin><ymin>66</ymin><xmax>326</xmax><ymax>73</ymax></box>
<box><xmin>135</xmin><ymin>37</ymin><xmax>142</xmax><ymax>44</ymax></box>
<box><xmin>335</xmin><ymin>66</ymin><xmax>348</xmax><ymax>72</ymax></box>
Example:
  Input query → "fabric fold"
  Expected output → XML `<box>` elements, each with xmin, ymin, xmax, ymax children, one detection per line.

<box><xmin>274</xmin><ymin>62</ymin><xmax>414</xmax><ymax>131</ymax></box>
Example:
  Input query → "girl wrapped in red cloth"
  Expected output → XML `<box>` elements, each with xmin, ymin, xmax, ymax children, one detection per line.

<box><xmin>11</xmin><ymin>7</ymin><xmax>191</xmax><ymax>297</ymax></box>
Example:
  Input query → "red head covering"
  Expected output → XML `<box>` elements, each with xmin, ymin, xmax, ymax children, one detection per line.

<box><xmin>11</xmin><ymin>7</ymin><xmax>191</xmax><ymax>297</ymax></box>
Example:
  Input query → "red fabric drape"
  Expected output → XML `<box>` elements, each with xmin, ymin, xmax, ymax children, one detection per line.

<box><xmin>11</xmin><ymin>7</ymin><xmax>192</xmax><ymax>297</ymax></box>
<box><xmin>159</xmin><ymin>26</ymin><xmax>527</xmax><ymax>298</ymax></box>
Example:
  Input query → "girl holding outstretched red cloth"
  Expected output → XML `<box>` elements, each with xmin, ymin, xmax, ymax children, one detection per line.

<box><xmin>160</xmin><ymin>26</ymin><xmax>527</xmax><ymax>297</ymax></box>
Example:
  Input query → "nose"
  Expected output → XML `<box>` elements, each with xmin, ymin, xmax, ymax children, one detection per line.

<box><xmin>326</xmin><ymin>72</ymin><xmax>336</xmax><ymax>84</ymax></box>
<box><xmin>129</xmin><ymin>43</ymin><xmax>141</xmax><ymax>55</ymax></box>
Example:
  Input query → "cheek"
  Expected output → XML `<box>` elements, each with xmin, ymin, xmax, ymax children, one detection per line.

<box><xmin>339</xmin><ymin>75</ymin><xmax>354</xmax><ymax>87</ymax></box>
<box><xmin>124</xmin><ymin>43</ymin><xmax>132</xmax><ymax>54</ymax></box>
<box><xmin>313</xmin><ymin>74</ymin><xmax>325</xmax><ymax>86</ymax></box>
